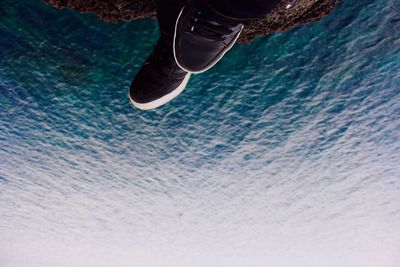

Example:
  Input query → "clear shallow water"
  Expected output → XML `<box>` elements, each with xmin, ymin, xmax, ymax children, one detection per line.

<box><xmin>0</xmin><ymin>0</ymin><xmax>399</xmax><ymax>266</ymax></box>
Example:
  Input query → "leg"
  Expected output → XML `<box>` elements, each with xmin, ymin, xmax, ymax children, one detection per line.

<box><xmin>173</xmin><ymin>0</ymin><xmax>282</xmax><ymax>72</ymax></box>
<box><xmin>192</xmin><ymin>0</ymin><xmax>281</xmax><ymax>23</ymax></box>
<box><xmin>128</xmin><ymin>0</ymin><xmax>191</xmax><ymax>110</ymax></box>
<box><xmin>155</xmin><ymin>0</ymin><xmax>185</xmax><ymax>37</ymax></box>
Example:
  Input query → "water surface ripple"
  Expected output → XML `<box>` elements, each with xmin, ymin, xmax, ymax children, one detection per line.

<box><xmin>0</xmin><ymin>0</ymin><xmax>399</xmax><ymax>266</ymax></box>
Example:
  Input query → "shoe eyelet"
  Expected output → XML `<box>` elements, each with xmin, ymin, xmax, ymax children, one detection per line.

<box><xmin>191</xmin><ymin>26</ymin><xmax>194</xmax><ymax>31</ymax></box>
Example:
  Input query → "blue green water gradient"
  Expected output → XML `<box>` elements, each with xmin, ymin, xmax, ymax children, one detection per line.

<box><xmin>0</xmin><ymin>0</ymin><xmax>399</xmax><ymax>266</ymax></box>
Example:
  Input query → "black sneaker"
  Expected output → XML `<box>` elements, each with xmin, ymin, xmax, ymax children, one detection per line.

<box><xmin>173</xmin><ymin>5</ymin><xmax>244</xmax><ymax>73</ymax></box>
<box><xmin>129</xmin><ymin>36</ymin><xmax>191</xmax><ymax>110</ymax></box>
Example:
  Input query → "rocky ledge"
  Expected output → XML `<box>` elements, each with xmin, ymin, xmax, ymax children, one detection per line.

<box><xmin>43</xmin><ymin>0</ymin><xmax>340</xmax><ymax>44</ymax></box>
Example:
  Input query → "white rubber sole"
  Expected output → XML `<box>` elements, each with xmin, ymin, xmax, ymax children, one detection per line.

<box><xmin>129</xmin><ymin>73</ymin><xmax>191</xmax><ymax>110</ymax></box>
<box><xmin>173</xmin><ymin>6</ymin><xmax>244</xmax><ymax>74</ymax></box>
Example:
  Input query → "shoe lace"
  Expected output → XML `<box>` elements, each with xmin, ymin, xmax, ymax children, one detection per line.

<box><xmin>147</xmin><ymin>38</ymin><xmax>176</xmax><ymax>77</ymax></box>
<box><xmin>188</xmin><ymin>11</ymin><xmax>235</xmax><ymax>41</ymax></box>
<box><xmin>145</xmin><ymin>37</ymin><xmax>185</xmax><ymax>84</ymax></box>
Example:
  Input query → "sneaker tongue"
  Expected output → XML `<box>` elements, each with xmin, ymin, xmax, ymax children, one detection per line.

<box><xmin>205</xmin><ymin>18</ymin><xmax>239</xmax><ymax>30</ymax></box>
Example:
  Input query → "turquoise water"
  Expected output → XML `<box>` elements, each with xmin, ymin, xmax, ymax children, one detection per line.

<box><xmin>1</xmin><ymin>0</ymin><xmax>400</xmax><ymax>266</ymax></box>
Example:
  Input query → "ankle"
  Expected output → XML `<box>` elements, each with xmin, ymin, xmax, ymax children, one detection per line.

<box><xmin>190</xmin><ymin>0</ymin><xmax>248</xmax><ymax>26</ymax></box>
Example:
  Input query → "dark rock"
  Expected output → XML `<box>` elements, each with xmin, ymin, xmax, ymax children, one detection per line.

<box><xmin>42</xmin><ymin>0</ymin><xmax>340</xmax><ymax>43</ymax></box>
